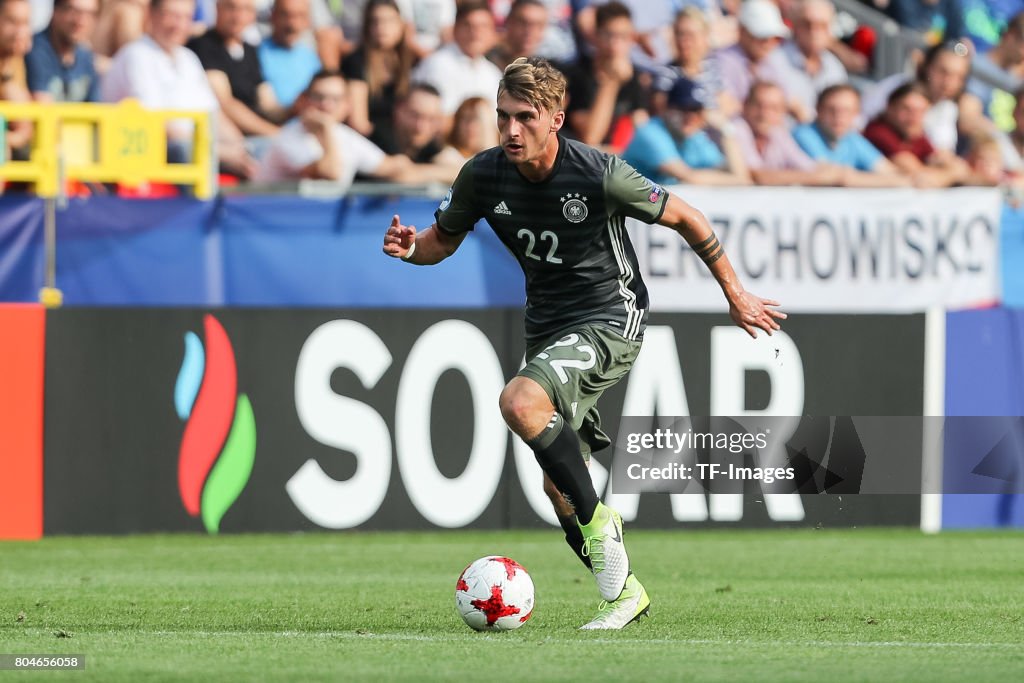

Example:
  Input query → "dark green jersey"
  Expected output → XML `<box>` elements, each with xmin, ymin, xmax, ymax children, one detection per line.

<box><xmin>434</xmin><ymin>135</ymin><xmax>669</xmax><ymax>345</ymax></box>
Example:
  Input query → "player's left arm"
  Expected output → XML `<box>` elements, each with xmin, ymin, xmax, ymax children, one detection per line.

<box><xmin>657</xmin><ymin>193</ymin><xmax>787</xmax><ymax>338</ymax></box>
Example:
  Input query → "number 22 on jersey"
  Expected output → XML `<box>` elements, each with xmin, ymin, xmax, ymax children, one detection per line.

<box><xmin>517</xmin><ymin>229</ymin><xmax>563</xmax><ymax>264</ymax></box>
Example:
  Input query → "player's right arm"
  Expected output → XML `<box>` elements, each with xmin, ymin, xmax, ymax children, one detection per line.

<box><xmin>658</xmin><ymin>193</ymin><xmax>786</xmax><ymax>338</ymax></box>
<box><xmin>382</xmin><ymin>216</ymin><xmax>467</xmax><ymax>264</ymax></box>
<box><xmin>383</xmin><ymin>156</ymin><xmax>481</xmax><ymax>265</ymax></box>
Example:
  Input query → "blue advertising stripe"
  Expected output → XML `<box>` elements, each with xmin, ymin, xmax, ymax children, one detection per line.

<box><xmin>54</xmin><ymin>197</ymin><xmax>218</xmax><ymax>305</ymax></box>
<box><xmin>6</xmin><ymin>193</ymin><xmax>1016</xmax><ymax>308</ymax></box>
<box><xmin>36</xmin><ymin>195</ymin><xmax>524</xmax><ymax>307</ymax></box>
<box><xmin>1000</xmin><ymin>204</ymin><xmax>1024</xmax><ymax>308</ymax></box>
<box><xmin>217</xmin><ymin>195</ymin><xmax>524</xmax><ymax>307</ymax></box>
<box><xmin>944</xmin><ymin>308</ymin><xmax>1024</xmax><ymax>528</ymax></box>
<box><xmin>0</xmin><ymin>195</ymin><xmax>45</xmax><ymax>303</ymax></box>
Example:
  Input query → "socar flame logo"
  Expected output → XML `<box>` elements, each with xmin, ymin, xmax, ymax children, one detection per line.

<box><xmin>175</xmin><ymin>315</ymin><xmax>256</xmax><ymax>533</ymax></box>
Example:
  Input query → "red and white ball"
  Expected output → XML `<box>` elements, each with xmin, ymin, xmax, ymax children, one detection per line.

<box><xmin>454</xmin><ymin>556</ymin><xmax>535</xmax><ymax>631</ymax></box>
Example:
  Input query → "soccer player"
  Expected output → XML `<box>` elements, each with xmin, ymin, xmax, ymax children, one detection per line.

<box><xmin>382</xmin><ymin>57</ymin><xmax>785</xmax><ymax>630</ymax></box>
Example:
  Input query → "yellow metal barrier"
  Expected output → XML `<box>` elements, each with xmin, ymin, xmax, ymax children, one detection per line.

<box><xmin>0</xmin><ymin>99</ymin><xmax>214</xmax><ymax>199</ymax></box>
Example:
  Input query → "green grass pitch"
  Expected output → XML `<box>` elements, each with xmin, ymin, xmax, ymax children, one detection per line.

<box><xmin>1</xmin><ymin>529</ymin><xmax>1022</xmax><ymax>682</ymax></box>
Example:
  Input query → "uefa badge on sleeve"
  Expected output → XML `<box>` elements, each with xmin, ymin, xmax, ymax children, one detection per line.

<box><xmin>439</xmin><ymin>188</ymin><xmax>453</xmax><ymax>212</ymax></box>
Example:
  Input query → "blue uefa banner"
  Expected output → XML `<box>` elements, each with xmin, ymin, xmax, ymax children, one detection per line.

<box><xmin>56</xmin><ymin>197</ymin><xmax>217</xmax><ymax>305</ymax></box>
<box><xmin>0</xmin><ymin>195</ymin><xmax>525</xmax><ymax>307</ymax></box>
<box><xmin>2</xmin><ymin>192</ymin><xmax>1019</xmax><ymax>309</ymax></box>
<box><xmin>944</xmin><ymin>308</ymin><xmax>1024</xmax><ymax>528</ymax></box>
<box><xmin>217</xmin><ymin>195</ymin><xmax>524</xmax><ymax>307</ymax></box>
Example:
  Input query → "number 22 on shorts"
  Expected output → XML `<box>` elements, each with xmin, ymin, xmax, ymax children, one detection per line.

<box><xmin>536</xmin><ymin>334</ymin><xmax>596</xmax><ymax>384</ymax></box>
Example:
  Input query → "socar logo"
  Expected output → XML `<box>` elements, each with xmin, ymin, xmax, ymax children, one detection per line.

<box><xmin>175</xmin><ymin>315</ymin><xmax>256</xmax><ymax>533</ymax></box>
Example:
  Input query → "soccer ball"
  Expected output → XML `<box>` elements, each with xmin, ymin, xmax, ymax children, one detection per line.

<box><xmin>454</xmin><ymin>556</ymin><xmax>535</xmax><ymax>631</ymax></box>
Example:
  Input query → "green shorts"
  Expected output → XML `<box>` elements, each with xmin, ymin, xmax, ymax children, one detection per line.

<box><xmin>518</xmin><ymin>322</ymin><xmax>642</xmax><ymax>458</ymax></box>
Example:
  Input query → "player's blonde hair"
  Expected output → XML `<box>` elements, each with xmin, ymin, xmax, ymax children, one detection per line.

<box><xmin>498</xmin><ymin>57</ymin><xmax>567</xmax><ymax>115</ymax></box>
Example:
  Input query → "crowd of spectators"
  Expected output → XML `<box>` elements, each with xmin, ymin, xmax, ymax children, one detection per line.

<box><xmin>4</xmin><ymin>0</ymin><xmax>1024</xmax><ymax>196</ymax></box>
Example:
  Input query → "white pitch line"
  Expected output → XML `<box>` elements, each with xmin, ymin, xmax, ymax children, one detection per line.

<box><xmin>137</xmin><ymin>631</ymin><xmax>1021</xmax><ymax>650</ymax></box>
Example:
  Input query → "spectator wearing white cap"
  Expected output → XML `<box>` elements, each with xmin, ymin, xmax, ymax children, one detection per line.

<box><xmin>714</xmin><ymin>0</ymin><xmax>813</xmax><ymax>123</ymax></box>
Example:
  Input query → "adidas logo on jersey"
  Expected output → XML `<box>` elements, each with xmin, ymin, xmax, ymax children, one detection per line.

<box><xmin>493</xmin><ymin>201</ymin><xmax>512</xmax><ymax>215</ymax></box>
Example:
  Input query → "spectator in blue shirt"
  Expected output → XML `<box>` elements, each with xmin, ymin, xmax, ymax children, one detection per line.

<box><xmin>623</xmin><ymin>76</ymin><xmax>750</xmax><ymax>186</ymax></box>
<box><xmin>793</xmin><ymin>84</ymin><xmax>910</xmax><ymax>186</ymax></box>
<box><xmin>24</xmin><ymin>0</ymin><xmax>100</xmax><ymax>102</ymax></box>
<box><xmin>258</xmin><ymin>0</ymin><xmax>322</xmax><ymax>108</ymax></box>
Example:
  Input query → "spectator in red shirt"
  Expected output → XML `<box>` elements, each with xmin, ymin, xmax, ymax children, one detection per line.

<box><xmin>863</xmin><ymin>82</ymin><xmax>969</xmax><ymax>187</ymax></box>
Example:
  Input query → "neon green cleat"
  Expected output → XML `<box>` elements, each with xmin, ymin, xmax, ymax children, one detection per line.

<box><xmin>578</xmin><ymin>502</ymin><xmax>630</xmax><ymax>601</ymax></box>
<box><xmin>579</xmin><ymin>574</ymin><xmax>651</xmax><ymax>630</ymax></box>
